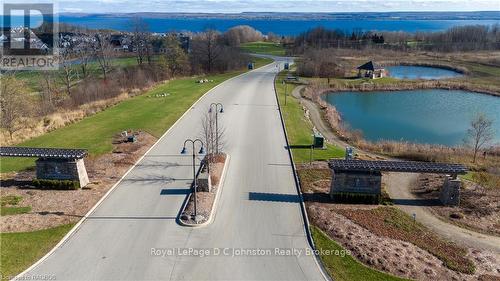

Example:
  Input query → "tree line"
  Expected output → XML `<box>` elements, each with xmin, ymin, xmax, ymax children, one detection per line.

<box><xmin>1</xmin><ymin>21</ymin><xmax>266</xmax><ymax>142</ymax></box>
<box><xmin>290</xmin><ymin>24</ymin><xmax>500</xmax><ymax>54</ymax></box>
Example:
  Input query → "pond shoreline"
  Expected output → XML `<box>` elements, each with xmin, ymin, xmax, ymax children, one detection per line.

<box><xmin>301</xmin><ymin>86</ymin><xmax>499</xmax><ymax>166</ymax></box>
<box><xmin>315</xmin><ymin>80</ymin><xmax>500</xmax><ymax>97</ymax></box>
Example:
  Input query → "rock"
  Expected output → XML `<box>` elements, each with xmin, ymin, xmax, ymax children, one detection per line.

<box><xmin>424</xmin><ymin>268</ymin><xmax>434</xmax><ymax>275</ymax></box>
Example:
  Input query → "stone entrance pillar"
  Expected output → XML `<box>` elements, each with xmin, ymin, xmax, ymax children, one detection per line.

<box><xmin>36</xmin><ymin>158</ymin><xmax>89</xmax><ymax>187</ymax></box>
<box><xmin>439</xmin><ymin>176</ymin><xmax>461</xmax><ymax>206</ymax></box>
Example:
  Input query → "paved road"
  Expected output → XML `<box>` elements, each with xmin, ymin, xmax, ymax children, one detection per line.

<box><xmin>21</xmin><ymin>59</ymin><xmax>326</xmax><ymax>280</ymax></box>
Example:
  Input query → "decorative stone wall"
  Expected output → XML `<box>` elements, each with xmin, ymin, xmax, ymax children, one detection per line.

<box><xmin>439</xmin><ymin>176</ymin><xmax>461</xmax><ymax>206</ymax></box>
<box><xmin>197</xmin><ymin>169</ymin><xmax>212</xmax><ymax>192</ymax></box>
<box><xmin>330</xmin><ymin>171</ymin><xmax>382</xmax><ymax>197</ymax></box>
<box><xmin>36</xmin><ymin>158</ymin><xmax>89</xmax><ymax>187</ymax></box>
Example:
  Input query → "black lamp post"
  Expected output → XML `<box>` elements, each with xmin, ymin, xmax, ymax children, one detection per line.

<box><xmin>208</xmin><ymin>103</ymin><xmax>224</xmax><ymax>154</ymax></box>
<box><xmin>181</xmin><ymin>139</ymin><xmax>205</xmax><ymax>220</ymax></box>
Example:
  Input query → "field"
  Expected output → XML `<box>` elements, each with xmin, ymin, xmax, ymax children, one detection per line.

<box><xmin>0</xmin><ymin>57</ymin><xmax>273</xmax><ymax>173</ymax></box>
<box><xmin>275</xmin><ymin>71</ymin><xmax>344</xmax><ymax>163</ymax></box>
<box><xmin>0</xmin><ymin>224</ymin><xmax>75</xmax><ymax>278</ymax></box>
<box><xmin>241</xmin><ymin>41</ymin><xmax>286</xmax><ymax>56</ymax></box>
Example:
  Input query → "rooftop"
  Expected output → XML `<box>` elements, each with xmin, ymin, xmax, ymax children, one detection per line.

<box><xmin>329</xmin><ymin>159</ymin><xmax>468</xmax><ymax>175</ymax></box>
<box><xmin>0</xmin><ymin>147</ymin><xmax>88</xmax><ymax>159</ymax></box>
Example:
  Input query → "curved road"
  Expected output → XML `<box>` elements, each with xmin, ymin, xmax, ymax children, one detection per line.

<box><xmin>19</xmin><ymin>59</ymin><xmax>326</xmax><ymax>280</ymax></box>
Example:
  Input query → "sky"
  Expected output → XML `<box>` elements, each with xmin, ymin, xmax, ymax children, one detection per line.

<box><xmin>2</xmin><ymin>0</ymin><xmax>500</xmax><ymax>14</ymax></box>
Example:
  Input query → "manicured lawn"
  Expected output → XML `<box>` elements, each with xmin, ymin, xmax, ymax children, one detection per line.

<box><xmin>1</xmin><ymin>57</ymin><xmax>273</xmax><ymax>173</ymax></box>
<box><xmin>275</xmin><ymin>71</ymin><xmax>344</xmax><ymax>163</ymax></box>
<box><xmin>311</xmin><ymin>226</ymin><xmax>407</xmax><ymax>281</ymax></box>
<box><xmin>0</xmin><ymin>224</ymin><xmax>75</xmax><ymax>278</ymax></box>
<box><xmin>241</xmin><ymin>41</ymin><xmax>286</xmax><ymax>56</ymax></box>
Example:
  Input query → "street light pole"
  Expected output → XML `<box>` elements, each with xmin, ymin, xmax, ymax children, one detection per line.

<box><xmin>181</xmin><ymin>139</ymin><xmax>204</xmax><ymax>221</ymax></box>
<box><xmin>209</xmin><ymin>103</ymin><xmax>224</xmax><ymax>154</ymax></box>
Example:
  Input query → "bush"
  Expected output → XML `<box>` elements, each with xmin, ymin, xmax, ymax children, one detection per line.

<box><xmin>32</xmin><ymin>179</ymin><xmax>80</xmax><ymax>190</ymax></box>
<box><xmin>331</xmin><ymin>192</ymin><xmax>380</xmax><ymax>204</ymax></box>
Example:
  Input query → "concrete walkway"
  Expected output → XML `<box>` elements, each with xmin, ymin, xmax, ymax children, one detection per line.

<box><xmin>290</xmin><ymin>85</ymin><xmax>500</xmax><ymax>254</ymax></box>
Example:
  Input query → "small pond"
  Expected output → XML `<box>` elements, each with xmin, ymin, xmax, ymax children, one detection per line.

<box><xmin>323</xmin><ymin>89</ymin><xmax>500</xmax><ymax>146</ymax></box>
<box><xmin>386</xmin><ymin>65</ymin><xmax>463</xmax><ymax>80</ymax></box>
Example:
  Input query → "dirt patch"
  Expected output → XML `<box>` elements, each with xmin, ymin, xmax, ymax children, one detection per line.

<box><xmin>180</xmin><ymin>154</ymin><xmax>227</xmax><ymax>225</ymax></box>
<box><xmin>413</xmin><ymin>174</ymin><xmax>500</xmax><ymax>236</ymax></box>
<box><xmin>0</xmin><ymin>131</ymin><xmax>156</xmax><ymax>233</ymax></box>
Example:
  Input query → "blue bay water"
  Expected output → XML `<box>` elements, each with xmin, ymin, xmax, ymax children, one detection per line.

<box><xmin>323</xmin><ymin>90</ymin><xmax>500</xmax><ymax>146</ymax></box>
<box><xmin>3</xmin><ymin>15</ymin><xmax>500</xmax><ymax>35</ymax></box>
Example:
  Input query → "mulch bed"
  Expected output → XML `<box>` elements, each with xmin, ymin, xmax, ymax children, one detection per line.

<box><xmin>0</xmin><ymin>131</ymin><xmax>156</xmax><ymax>233</ymax></box>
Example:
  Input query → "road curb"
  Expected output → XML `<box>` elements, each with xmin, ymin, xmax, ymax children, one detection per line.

<box><xmin>12</xmin><ymin>62</ymin><xmax>273</xmax><ymax>281</ymax></box>
<box><xmin>272</xmin><ymin>66</ymin><xmax>333</xmax><ymax>281</ymax></box>
<box><xmin>177</xmin><ymin>154</ymin><xmax>230</xmax><ymax>228</ymax></box>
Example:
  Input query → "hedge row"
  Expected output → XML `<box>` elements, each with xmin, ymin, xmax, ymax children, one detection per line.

<box><xmin>331</xmin><ymin>192</ymin><xmax>380</xmax><ymax>204</ymax></box>
<box><xmin>32</xmin><ymin>179</ymin><xmax>80</xmax><ymax>190</ymax></box>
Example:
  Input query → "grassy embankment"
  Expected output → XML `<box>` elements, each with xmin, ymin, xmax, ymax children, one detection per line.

<box><xmin>241</xmin><ymin>41</ymin><xmax>286</xmax><ymax>56</ymax></box>
<box><xmin>0</xmin><ymin>224</ymin><xmax>75</xmax><ymax>278</ymax></box>
<box><xmin>275</xmin><ymin>70</ymin><xmax>344</xmax><ymax>163</ymax></box>
<box><xmin>311</xmin><ymin>226</ymin><xmax>408</xmax><ymax>281</ymax></box>
<box><xmin>0</xmin><ymin>56</ymin><xmax>272</xmax><ymax>173</ymax></box>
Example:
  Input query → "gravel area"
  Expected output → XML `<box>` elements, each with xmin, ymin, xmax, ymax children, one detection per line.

<box><xmin>0</xmin><ymin>132</ymin><xmax>156</xmax><ymax>233</ymax></box>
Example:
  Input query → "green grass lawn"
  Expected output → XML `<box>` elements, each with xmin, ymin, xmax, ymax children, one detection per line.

<box><xmin>1</xmin><ymin>57</ymin><xmax>273</xmax><ymax>173</ymax></box>
<box><xmin>311</xmin><ymin>226</ymin><xmax>408</xmax><ymax>281</ymax></box>
<box><xmin>0</xmin><ymin>224</ymin><xmax>75</xmax><ymax>278</ymax></box>
<box><xmin>0</xmin><ymin>195</ymin><xmax>31</xmax><ymax>216</ymax></box>
<box><xmin>275</xmin><ymin>71</ymin><xmax>344</xmax><ymax>163</ymax></box>
<box><xmin>241</xmin><ymin>41</ymin><xmax>286</xmax><ymax>56</ymax></box>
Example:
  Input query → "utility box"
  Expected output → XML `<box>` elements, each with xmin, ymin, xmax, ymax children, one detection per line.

<box><xmin>345</xmin><ymin>147</ymin><xmax>354</xmax><ymax>160</ymax></box>
<box><xmin>284</xmin><ymin>62</ymin><xmax>290</xmax><ymax>70</ymax></box>
<box><xmin>312</xmin><ymin>133</ymin><xmax>324</xmax><ymax>149</ymax></box>
<box><xmin>248</xmin><ymin>62</ymin><xmax>254</xmax><ymax>70</ymax></box>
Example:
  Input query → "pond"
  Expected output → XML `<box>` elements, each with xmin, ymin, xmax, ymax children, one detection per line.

<box><xmin>386</xmin><ymin>65</ymin><xmax>463</xmax><ymax>80</ymax></box>
<box><xmin>323</xmin><ymin>89</ymin><xmax>500</xmax><ymax>146</ymax></box>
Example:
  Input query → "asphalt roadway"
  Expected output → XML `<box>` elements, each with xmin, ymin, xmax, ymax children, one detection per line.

<box><xmin>20</xmin><ymin>57</ymin><xmax>326</xmax><ymax>281</ymax></box>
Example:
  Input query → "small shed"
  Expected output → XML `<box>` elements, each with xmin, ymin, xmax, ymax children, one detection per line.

<box><xmin>357</xmin><ymin>61</ymin><xmax>387</xmax><ymax>79</ymax></box>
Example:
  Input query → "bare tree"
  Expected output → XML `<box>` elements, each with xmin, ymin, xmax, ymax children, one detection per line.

<box><xmin>75</xmin><ymin>36</ymin><xmax>94</xmax><ymax>79</ymax></box>
<box><xmin>200</xmin><ymin>110</ymin><xmax>225</xmax><ymax>172</ymax></box>
<box><xmin>93</xmin><ymin>32</ymin><xmax>114</xmax><ymax>80</ymax></box>
<box><xmin>59</xmin><ymin>46</ymin><xmax>77</xmax><ymax>96</ymax></box>
<box><xmin>130</xmin><ymin>17</ymin><xmax>151</xmax><ymax>65</ymax></box>
<box><xmin>0</xmin><ymin>75</ymin><xmax>26</xmax><ymax>139</ymax></box>
<box><xmin>464</xmin><ymin>113</ymin><xmax>495</xmax><ymax>163</ymax></box>
<box><xmin>191</xmin><ymin>29</ymin><xmax>222</xmax><ymax>73</ymax></box>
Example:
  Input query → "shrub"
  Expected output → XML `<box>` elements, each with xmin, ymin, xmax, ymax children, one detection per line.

<box><xmin>32</xmin><ymin>179</ymin><xmax>80</xmax><ymax>190</ymax></box>
<box><xmin>331</xmin><ymin>192</ymin><xmax>380</xmax><ymax>204</ymax></box>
